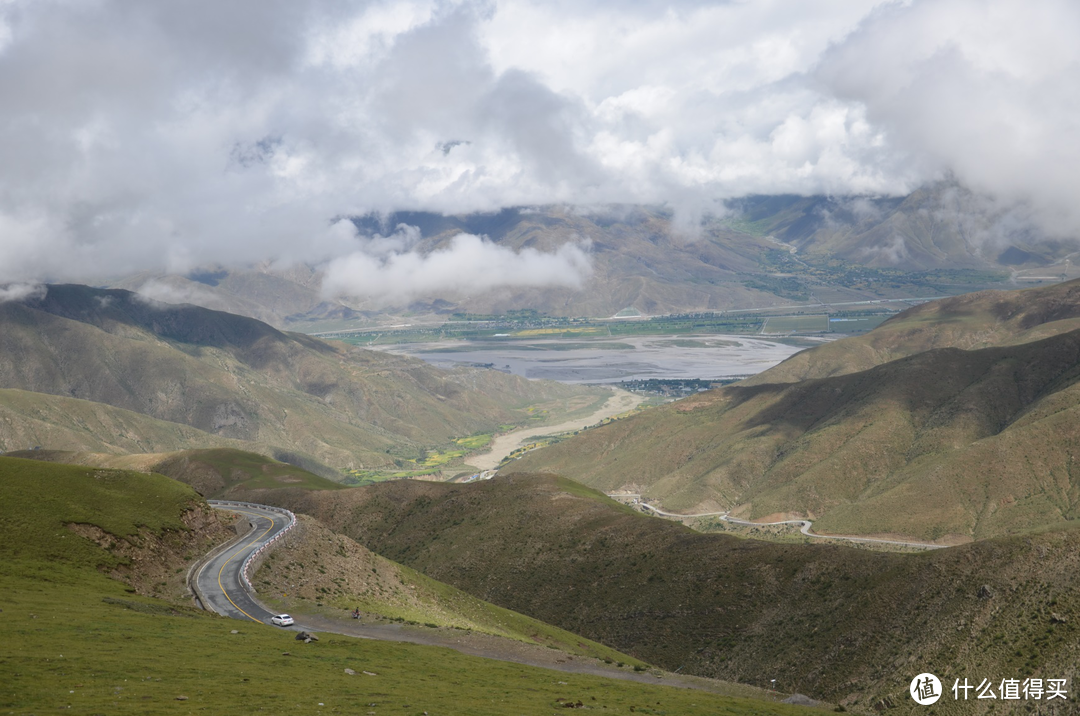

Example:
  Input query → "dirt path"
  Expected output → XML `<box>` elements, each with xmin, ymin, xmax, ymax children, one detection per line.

<box><xmin>636</xmin><ymin>501</ymin><xmax>946</xmax><ymax>550</ymax></box>
<box><xmin>464</xmin><ymin>388</ymin><xmax>645</xmax><ymax>471</ymax></box>
<box><xmin>286</xmin><ymin>612</ymin><xmax>784</xmax><ymax>700</ymax></box>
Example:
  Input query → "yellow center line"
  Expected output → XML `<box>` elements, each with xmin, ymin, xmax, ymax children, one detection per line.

<box><xmin>215</xmin><ymin>507</ymin><xmax>277</xmax><ymax>623</ymax></box>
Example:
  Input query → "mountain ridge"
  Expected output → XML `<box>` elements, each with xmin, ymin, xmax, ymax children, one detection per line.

<box><xmin>244</xmin><ymin>472</ymin><xmax>1080</xmax><ymax>709</ymax></box>
<box><xmin>0</xmin><ymin>284</ymin><xmax>603</xmax><ymax>471</ymax></box>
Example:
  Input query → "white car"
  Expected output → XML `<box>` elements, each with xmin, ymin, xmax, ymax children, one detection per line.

<box><xmin>270</xmin><ymin>614</ymin><xmax>294</xmax><ymax>626</ymax></box>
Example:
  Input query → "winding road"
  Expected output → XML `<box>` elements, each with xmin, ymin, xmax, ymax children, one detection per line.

<box><xmin>193</xmin><ymin>501</ymin><xmax>296</xmax><ymax>625</ymax></box>
<box><xmin>189</xmin><ymin>500</ymin><xmax>786</xmax><ymax>697</ymax></box>
<box><xmin>632</xmin><ymin>500</ymin><xmax>946</xmax><ymax>550</ymax></box>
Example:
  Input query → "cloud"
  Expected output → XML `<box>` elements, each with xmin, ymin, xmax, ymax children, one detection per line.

<box><xmin>321</xmin><ymin>222</ymin><xmax>593</xmax><ymax>302</ymax></box>
<box><xmin>134</xmin><ymin>278</ymin><xmax>229</xmax><ymax>310</ymax></box>
<box><xmin>816</xmin><ymin>0</ymin><xmax>1080</xmax><ymax>236</ymax></box>
<box><xmin>0</xmin><ymin>0</ymin><xmax>1076</xmax><ymax>285</ymax></box>
<box><xmin>0</xmin><ymin>282</ymin><xmax>45</xmax><ymax>303</ymax></box>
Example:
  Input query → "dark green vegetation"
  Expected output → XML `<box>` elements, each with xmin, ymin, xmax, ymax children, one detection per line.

<box><xmin>253</xmin><ymin>514</ymin><xmax>647</xmax><ymax>664</ymax></box>
<box><xmin>250</xmin><ymin>473</ymin><xmax>1080</xmax><ymax>712</ymax></box>
<box><xmin>512</xmin><ymin>280</ymin><xmax>1080</xmax><ymax>540</ymax></box>
<box><xmin>0</xmin><ymin>456</ymin><xmax>824</xmax><ymax>715</ymax></box>
<box><xmin>0</xmin><ymin>284</ymin><xmax>604</xmax><ymax>474</ymax></box>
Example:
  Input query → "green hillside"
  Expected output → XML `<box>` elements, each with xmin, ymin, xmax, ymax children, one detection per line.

<box><xmin>250</xmin><ymin>473</ymin><xmax>1080</xmax><ymax>711</ymax></box>
<box><xmin>0</xmin><ymin>455</ymin><xmax>209</xmax><ymax>569</ymax></box>
<box><xmin>7</xmin><ymin>447</ymin><xmax>347</xmax><ymax>497</ymax></box>
<box><xmin>0</xmin><ymin>456</ymin><xmax>818</xmax><ymax>715</ymax></box>
<box><xmin>0</xmin><ymin>284</ymin><xmax>604</xmax><ymax>472</ymax></box>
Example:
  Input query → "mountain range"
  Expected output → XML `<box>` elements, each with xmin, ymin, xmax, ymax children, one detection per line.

<box><xmin>105</xmin><ymin>182</ymin><xmax>1076</xmax><ymax>328</ymax></box>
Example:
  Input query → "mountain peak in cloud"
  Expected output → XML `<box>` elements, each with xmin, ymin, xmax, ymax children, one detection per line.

<box><xmin>0</xmin><ymin>0</ymin><xmax>1075</xmax><ymax>284</ymax></box>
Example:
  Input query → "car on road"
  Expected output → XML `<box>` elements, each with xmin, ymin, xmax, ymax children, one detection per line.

<box><xmin>270</xmin><ymin>614</ymin><xmax>294</xmax><ymax>626</ymax></box>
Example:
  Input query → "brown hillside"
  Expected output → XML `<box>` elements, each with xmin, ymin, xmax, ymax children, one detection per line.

<box><xmin>508</xmin><ymin>329</ymin><xmax>1080</xmax><ymax>540</ymax></box>
<box><xmin>0</xmin><ymin>284</ymin><xmax>600</xmax><ymax>469</ymax></box>
<box><xmin>249</xmin><ymin>473</ymin><xmax>1080</xmax><ymax>710</ymax></box>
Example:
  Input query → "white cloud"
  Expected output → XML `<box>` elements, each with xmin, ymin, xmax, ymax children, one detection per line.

<box><xmin>0</xmin><ymin>282</ymin><xmax>45</xmax><ymax>303</ymax></box>
<box><xmin>134</xmin><ymin>278</ymin><xmax>227</xmax><ymax>310</ymax></box>
<box><xmin>321</xmin><ymin>223</ymin><xmax>593</xmax><ymax>302</ymax></box>
<box><xmin>817</xmin><ymin>0</ymin><xmax>1080</xmax><ymax>235</ymax></box>
<box><xmin>0</xmin><ymin>0</ymin><xmax>1076</xmax><ymax>285</ymax></box>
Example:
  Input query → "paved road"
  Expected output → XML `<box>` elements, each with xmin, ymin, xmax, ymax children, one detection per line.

<box><xmin>189</xmin><ymin>501</ymin><xmax>790</xmax><ymax>698</ymax></box>
<box><xmin>195</xmin><ymin>501</ymin><xmax>296</xmax><ymax>626</ymax></box>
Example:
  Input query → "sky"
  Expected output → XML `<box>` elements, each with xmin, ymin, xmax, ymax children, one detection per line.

<box><xmin>0</xmin><ymin>0</ymin><xmax>1078</xmax><ymax>297</ymax></box>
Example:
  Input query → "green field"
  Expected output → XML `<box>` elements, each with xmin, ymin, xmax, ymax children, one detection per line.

<box><xmin>4</xmin><ymin>568</ymin><xmax>822</xmax><ymax>715</ymax></box>
<box><xmin>826</xmin><ymin>314</ymin><xmax>892</xmax><ymax>332</ymax></box>
<box><xmin>322</xmin><ymin>307</ymin><xmax>910</xmax><ymax>349</ymax></box>
<box><xmin>760</xmin><ymin>314</ymin><xmax>829</xmax><ymax>333</ymax></box>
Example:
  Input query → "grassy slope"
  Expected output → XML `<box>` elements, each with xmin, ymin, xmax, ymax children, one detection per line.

<box><xmin>746</xmin><ymin>277</ymin><xmax>1080</xmax><ymax>385</ymax></box>
<box><xmin>253</xmin><ymin>514</ymin><xmax>643</xmax><ymax>665</ymax></box>
<box><xmin>6</xmin><ymin>447</ymin><xmax>349</xmax><ymax>497</ymax></box>
<box><xmin>0</xmin><ymin>450</ymin><xmax>631</xmax><ymax>658</ymax></box>
<box><xmin>0</xmin><ymin>456</ymin><xmax>822</xmax><ymax>715</ymax></box>
<box><xmin>252</xmin><ymin>474</ymin><xmax>1080</xmax><ymax>712</ymax></box>
<box><xmin>0</xmin><ymin>388</ymin><xmax>253</xmax><ymax>456</ymax></box>
<box><xmin>0</xmin><ymin>284</ymin><xmax>603</xmax><ymax>470</ymax></box>
<box><xmin>0</xmin><ymin>455</ymin><xmax>197</xmax><ymax>567</ymax></box>
<box><xmin>509</xmin><ymin>328</ymin><xmax>1080</xmax><ymax>540</ymax></box>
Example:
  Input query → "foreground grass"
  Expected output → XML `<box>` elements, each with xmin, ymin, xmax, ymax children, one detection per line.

<box><xmin>0</xmin><ymin>564</ymin><xmax>821</xmax><ymax>715</ymax></box>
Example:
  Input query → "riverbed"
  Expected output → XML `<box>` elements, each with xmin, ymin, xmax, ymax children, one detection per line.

<box><xmin>380</xmin><ymin>334</ymin><xmax>820</xmax><ymax>384</ymax></box>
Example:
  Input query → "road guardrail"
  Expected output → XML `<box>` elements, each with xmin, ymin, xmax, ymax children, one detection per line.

<box><xmin>208</xmin><ymin>500</ymin><xmax>297</xmax><ymax>593</ymax></box>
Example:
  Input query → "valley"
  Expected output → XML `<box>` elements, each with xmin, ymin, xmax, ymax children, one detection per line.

<box><xmin>6</xmin><ymin>276</ymin><xmax>1080</xmax><ymax>713</ymax></box>
<box><xmin>379</xmin><ymin>333</ymin><xmax>812</xmax><ymax>384</ymax></box>
<box><xmin>4</xmin><ymin>207</ymin><xmax>1080</xmax><ymax>716</ymax></box>
<box><xmin>510</xmin><ymin>279</ymin><xmax>1080</xmax><ymax>543</ymax></box>
<box><xmin>0</xmin><ymin>285</ymin><xmax>609</xmax><ymax>480</ymax></box>
<box><xmin>6</xmin><ymin>3</ymin><xmax>1080</xmax><ymax>712</ymax></box>
<box><xmin>463</xmin><ymin>388</ymin><xmax>645</xmax><ymax>472</ymax></box>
